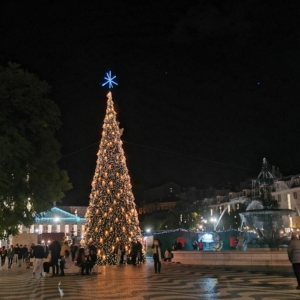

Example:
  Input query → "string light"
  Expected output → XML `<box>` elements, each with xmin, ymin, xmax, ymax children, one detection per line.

<box><xmin>84</xmin><ymin>91</ymin><xmax>142</xmax><ymax>265</ymax></box>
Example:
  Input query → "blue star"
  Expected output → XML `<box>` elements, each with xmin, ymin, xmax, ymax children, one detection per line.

<box><xmin>101</xmin><ymin>71</ymin><xmax>118</xmax><ymax>89</ymax></box>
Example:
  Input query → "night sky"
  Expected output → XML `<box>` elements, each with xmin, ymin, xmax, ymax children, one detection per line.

<box><xmin>1</xmin><ymin>1</ymin><xmax>300</xmax><ymax>206</ymax></box>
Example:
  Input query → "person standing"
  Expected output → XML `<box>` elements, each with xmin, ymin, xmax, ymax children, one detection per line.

<box><xmin>87</xmin><ymin>249</ymin><xmax>97</xmax><ymax>273</ymax></box>
<box><xmin>60</xmin><ymin>241</ymin><xmax>71</xmax><ymax>258</ymax></box>
<box><xmin>288</xmin><ymin>232</ymin><xmax>300</xmax><ymax>289</ymax></box>
<box><xmin>77</xmin><ymin>247</ymin><xmax>89</xmax><ymax>275</ymax></box>
<box><xmin>176</xmin><ymin>240</ymin><xmax>183</xmax><ymax>250</ymax></box>
<box><xmin>59</xmin><ymin>250</ymin><xmax>72</xmax><ymax>276</ymax></box>
<box><xmin>32</xmin><ymin>243</ymin><xmax>45</xmax><ymax>278</ymax></box>
<box><xmin>71</xmin><ymin>244</ymin><xmax>78</xmax><ymax>261</ymax></box>
<box><xmin>198</xmin><ymin>239</ymin><xmax>204</xmax><ymax>251</ymax></box>
<box><xmin>13</xmin><ymin>244</ymin><xmax>19</xmax><ymax>264</ymax></box>
<box><xmin>114</xmin><ymin>240</ymin><xmax>125</xmax><ymax>266</ymax></box>
<box><xmin>130</xmin><ymin>241</ymin><xmax>138</xmax><ymax>266</ymax></box>
<box><xmin>192</xmin><ymin>241</ymin><xmax>198</xmax><ymax>250</ymax></box>
<box><xmin>49</xmin><ymin>240</ymin><xmax>61</xmax><ymax>277</ymax></box>
<box><xmin>152</xmin><ymin>239</ymin><xmax>162</xmax><ymax>274</ymax></box>
<box><xmin>1</xmin><ymin>246</ymin><xmax>7</xmax><ymax>269</ymax></box>
<box><xmin>7</xmin><ymin>245</ymin><xmax>14</xmax><ymax>269</ymax></box>
<box><xmin>17</xmin><ymin>244</ymin><xmax>23</xmax><ymax>267</ymax></box>
<box><xmin>136</xmin><ymin>240</ymin><xmax>143</xmax><ymax>265</ymax></box>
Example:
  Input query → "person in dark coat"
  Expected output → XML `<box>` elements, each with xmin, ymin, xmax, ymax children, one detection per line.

<box><xmin>288</xmin><ymin>232</ymin><xmax>300</xmax><ymax>289</ymax></box>
<box><xmin>152</xmin><ymin>239</ymin><xmax>162</xmax><ymax>274</ymax></box>
<box><xmin>77</xmin><ymin>248</ymin><xmax>89</xmax><ymax>275</ymax></box>
<box><xmin>130</xmin><ymin>241</ymin><xmax>138</xmax><ymax>266</ymax></box>
<box><xmin>87</xmin><ymin>249</ymin><xmax>97</xmax><ymax>274</ymax></box>
<box><xmin>71</xmin><ymin>244</ymin><xmax>78</xmax><ymax>262</ymax></box>
<box><xmin>32</xmin><ymin>244</ymin><xmax>45</xmax><ymax>278</ymax></box>
<box><xmin>49</xmin><ymin>240</ymin><xmax>61</xmax><ymax>277</ymax></box>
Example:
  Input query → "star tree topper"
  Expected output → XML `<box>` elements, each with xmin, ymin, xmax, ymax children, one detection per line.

<box><xmin>101</xmin><ymin>71</ymin><xmax>118</xmax><ymax>89</ymax></box>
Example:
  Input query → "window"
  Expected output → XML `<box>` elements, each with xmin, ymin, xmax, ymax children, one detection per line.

<box><xmin>74</xmin><ymin>224</ymin><xmax>78</xmax><ymax>236</ymax></box>
<box><xmin>278</xmin><ymin>195</ymin><xmax>281</xmax><ymax>202</ymax></box>
<box><xmin>170</xmin><ymin>188</ymin><xmax>173</xmax><ymax>193</ymax></box>
<box><xmin>294</xmin><ymin>192</ymin><xmax>298</xmax><ymax>199</ymax></box>
<box><xmin>287</xmin><ymin>194</ymin><xmax>291</xmax><ymax>209</ymax></box>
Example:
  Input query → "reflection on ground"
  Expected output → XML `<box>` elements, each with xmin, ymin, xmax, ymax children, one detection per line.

<box><xmin>0</xmin><ymin>261</ymin><xmax>298</xmax><ymax>299</ymax></box>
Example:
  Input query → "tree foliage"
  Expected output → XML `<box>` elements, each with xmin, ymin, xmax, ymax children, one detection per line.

<box><xmin>0</xmin><ymin>62</ymin><xmax>72</xmax><ymax>239</ymax></box>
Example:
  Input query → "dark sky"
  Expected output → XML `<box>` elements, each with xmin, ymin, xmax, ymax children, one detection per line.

<box><xmin>1</xmin><ymin>1</ymin><xmax>300</xmax><ymax>206</ymax></box>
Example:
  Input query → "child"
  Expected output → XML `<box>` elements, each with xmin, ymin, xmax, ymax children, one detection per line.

<box><xmin>25</xmin><ymin>252</ymin><xmax>31</xmax><ymax>269</ymax></box>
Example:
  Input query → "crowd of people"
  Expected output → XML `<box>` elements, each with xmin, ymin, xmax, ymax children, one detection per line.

<box><xmin>0</xmin><ymin>238</ymin><xmax>175</xmax><ymax>277</ymax></box>
<box><xmin>0</xmin><ymin>240</ymin><xmax>98</xmax><ymax>278</ymax></box>
<box><xmin>0</xmin><ymin>244</ymin><xmax>30</xmax><ymax>269</ymax></box>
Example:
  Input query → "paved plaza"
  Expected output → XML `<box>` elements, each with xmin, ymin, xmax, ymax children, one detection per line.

<box><xmin>0</xmin><ymin>260</ymin><xmax>299</xmax><ymax>300</ymax></box>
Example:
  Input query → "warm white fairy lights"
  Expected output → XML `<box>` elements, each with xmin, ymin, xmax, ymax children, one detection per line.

<box><xmin>84</xmin><ymin>92</ymin><xmax>142</xmax><ymax>265</ymax></box>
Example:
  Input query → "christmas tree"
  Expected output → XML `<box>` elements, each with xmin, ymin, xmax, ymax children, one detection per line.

<box><xmin>84</xmin><ymin>91</ymin><xmax>142</xmax><ymax>265</ymax></box>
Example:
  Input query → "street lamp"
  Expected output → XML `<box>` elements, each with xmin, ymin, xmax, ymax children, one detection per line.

<box><xmin>210</xmin><ymin>218</ymin><xmax>217</xmax><ymax>230</ymax></box>
<box><xmin>71</xmin><ymin>227</ymin><xmax>75</xmax><ymax>244</ymax></box>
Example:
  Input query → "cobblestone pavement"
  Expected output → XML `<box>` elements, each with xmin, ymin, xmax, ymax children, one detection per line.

<box><xmin>0</xmin><ymin>261</ymin><xmax>299</xmax><ymax>300</ymax></box>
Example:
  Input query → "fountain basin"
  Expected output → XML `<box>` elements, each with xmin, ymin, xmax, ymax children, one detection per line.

<box><xmin>172</xmin><ymin>249</ymin><xmax>289</xmax><ymax>266</ymax></box>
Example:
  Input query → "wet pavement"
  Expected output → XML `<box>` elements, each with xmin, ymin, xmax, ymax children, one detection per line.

<box><xmin>0</xmin><ymin>261</ymin><xmax>299</xmax><ymax>299</ymax></box>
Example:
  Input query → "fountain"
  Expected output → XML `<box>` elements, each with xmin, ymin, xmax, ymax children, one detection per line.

<box><xmin>240</xmin><ymin>158</ymin><xmax>296</xmax><ymax>250</ymax></box>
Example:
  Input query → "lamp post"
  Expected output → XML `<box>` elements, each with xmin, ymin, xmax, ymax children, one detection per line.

<box><xmin>71</xmin><ymin>227</ymin><xmax>75</xmax><ymax>244</ymax></box>
<box><xmin>210</xmin><ymin>218</ymin><xmax>217</xmax><ymax>230</ymax></box>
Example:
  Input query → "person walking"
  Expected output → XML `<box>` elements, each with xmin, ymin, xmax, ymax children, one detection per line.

<box><xmin>7</xmin><ymin>245</ymin><xmax>14</xmax><ymax>269</ymax></box>
<box><xmin>152</xmin><ymin>239</ymin><xmax>162</xmax><ymax>274</ymax></box>
<box><xmin>23</xmin><ymin>245</ymin><xmax>28</xmax><ymax>263</ymax></box>
<box><xmin>32</xmin><ymin>243</ymin><xmax>45</xmax><ymax>278</ymax></box>
<box><xmin>49</xmin><ymin>240</ymin><xmax>61</xmax><ymax>277</ymax></box>
<box><xmin>288</xmin><ymin>232</ymin><xmax>300</xmax><ymax>289</ymax></box>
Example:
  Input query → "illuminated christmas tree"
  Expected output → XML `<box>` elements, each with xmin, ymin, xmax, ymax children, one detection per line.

<box><xmin>84</xmin><ymin>91</ymin><xmax>142</xmax><ymax>265</ymax></box>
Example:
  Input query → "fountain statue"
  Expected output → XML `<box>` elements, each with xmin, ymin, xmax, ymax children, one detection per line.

<box><xmin>240</xmin><ymin>158</ymin><xmax>296</xmax><ymax>249</ymax></box>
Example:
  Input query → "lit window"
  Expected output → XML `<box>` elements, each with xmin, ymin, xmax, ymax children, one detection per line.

<box><xmin>74</xmin><ymin>224</ymin><xmax>78</xmax><ymax>236</ymax></box>
<box><xmin>287</xmin><ymin>194</ymin><xmax>291</xmax><ymax>209</ymax></box>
